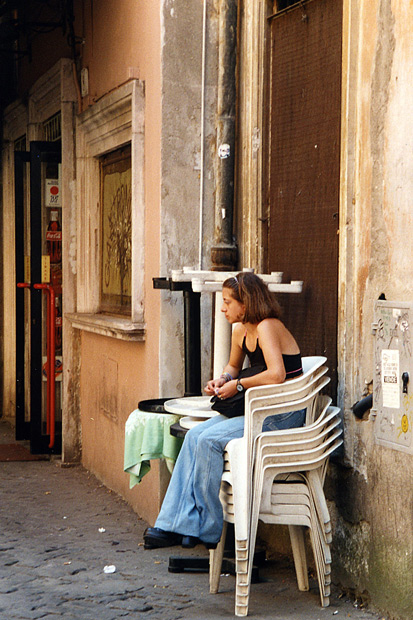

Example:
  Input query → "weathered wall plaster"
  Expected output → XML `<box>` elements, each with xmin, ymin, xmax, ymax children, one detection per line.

<box><xmin>337</xmin><ymin>1</ymin><xmax>413</xmax><ymax>617</ymax></box>
<box><xmin>74</xmin><ymin>0</ymin><xmax>164</xmax><ymax>522</ymax></box>
<box><xmin>159</xmin><ymin>0</ymin><xmax>218</xmax><ymax>398</ymax></box>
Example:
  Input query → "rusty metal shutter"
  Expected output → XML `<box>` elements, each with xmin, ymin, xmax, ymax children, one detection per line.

<box><xmin>266</xmin><ymin>0</ymin><xmax>342</xmax><ymax>397</ymax></box>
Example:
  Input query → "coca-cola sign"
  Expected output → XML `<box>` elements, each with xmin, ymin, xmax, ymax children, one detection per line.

<box><xmin>46</xmin><ymin>231</ymin><xmax>62</xmax><ymax>241</ymax></box>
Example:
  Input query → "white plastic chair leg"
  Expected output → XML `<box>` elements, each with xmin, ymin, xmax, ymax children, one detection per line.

<box><xmin>288</xmin><ymin>524</ymin><xmax>309</xmax><ymax>591</ymax></box>
<box><xmin>209</xmin><ymin>520</ymin><xmax>228</xmax><ymax>594</ymax></box>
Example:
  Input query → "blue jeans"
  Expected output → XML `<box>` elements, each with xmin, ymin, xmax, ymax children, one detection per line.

<box><xmin>155</xmin><ymin>409</ymin><xmax>305</xmax><ymax>543</ymax></box>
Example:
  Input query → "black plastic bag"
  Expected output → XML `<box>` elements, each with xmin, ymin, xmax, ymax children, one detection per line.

<box><xmin>210</xmin><ymin>365</ymin><xmax>266</xmax><ymax>418</ymax></box>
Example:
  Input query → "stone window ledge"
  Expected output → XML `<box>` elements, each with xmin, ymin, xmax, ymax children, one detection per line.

<box><xmin>66</xmin><ymin>312</ymin><xmax>145</xmax><ymax>342</ymax></box>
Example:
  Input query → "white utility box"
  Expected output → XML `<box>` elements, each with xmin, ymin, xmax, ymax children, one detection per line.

<box><xmin>372</xmin><ymin>300</ymin><xmax>413</xmax><ymax>455</ymax></box>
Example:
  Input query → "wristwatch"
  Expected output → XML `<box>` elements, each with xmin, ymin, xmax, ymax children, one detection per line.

<box><xmin>236</xmin><ymin>378</ymin><xmax>245</xmax><ymax>392</ymax></box>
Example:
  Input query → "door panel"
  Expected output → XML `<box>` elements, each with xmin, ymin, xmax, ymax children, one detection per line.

<box><xmin>266</xmin><ymin>0</ymin><xmax>342</xmax><ymax>397</ymax></box>
<box><xmin>15</xmin><ymin>150</ymin><xmax>30</xmax><ymax>440</ymax></box>
<box><xmin>15</xmin><ymin>141</ymin><xmax>62</xmax><ymax>453</ymax></box>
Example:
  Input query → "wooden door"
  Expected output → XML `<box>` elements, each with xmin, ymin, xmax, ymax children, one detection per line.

<box><xmin>265</xmin><ymin>0</ymin><xmax>342</xmax><ymax>397</ymax></box>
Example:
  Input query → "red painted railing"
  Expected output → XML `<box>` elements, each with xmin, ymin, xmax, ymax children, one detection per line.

<box><xmin>33</xmin><ymin>284</ymin><xmax>56</xmax><ymax>449</ymax></box>
<box><xmin>18</xmin><ymin>282</ymin><xmax>56</xmax><ymax>449</ymax></box>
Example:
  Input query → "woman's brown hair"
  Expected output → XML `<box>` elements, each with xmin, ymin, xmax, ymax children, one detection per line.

<box><xmin>222</xmin><ymin>272</ymin><xmax>282</xmax><ymax>324</ymax></box>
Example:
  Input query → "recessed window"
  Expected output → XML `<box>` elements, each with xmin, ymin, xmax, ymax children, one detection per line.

<box><xmin>100</xmin><ymin>145</ymin><xmax>132</xmax><ymax>315</ymax></box>
<box><xmin>275</xmin><ymin>0</ymin><xmax>303</xmax><ymax>12</ymax></box>
<box><xmin>71</xmin><ymin>81</ymin><xmax>145</xmax><ymax>340</ymax></box>
<box><xmin>43</xmin><ymin>112</ymin><xmax>61</xmax><ymax>142</ymax></box>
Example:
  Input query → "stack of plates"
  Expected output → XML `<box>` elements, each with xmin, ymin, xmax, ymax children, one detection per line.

<box><xmin>164</xmin><ymin>396</ymin><xmax>218</xmax><ymax>430</ymax></box>
<box><xmin>180</xmin><ymin>416</ymin><xmax>209</xmax><ymax>429</ymax></box>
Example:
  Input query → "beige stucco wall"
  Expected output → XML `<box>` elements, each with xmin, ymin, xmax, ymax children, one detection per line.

<box><xmin>336</xmin><ymin>1</ymin><xmax>413</xmax><ymax>617</ymax></box>
<box><xmin>80</xmin><ymin>332</ymin><xmax>169</xmax><ymax>523</ymax></box>
<box><xmin>158</xmin><ymin>0</ymin><xmax>218</xmax><ymax>396</ymax></box>
<box><xmin>75</xmin><ymin>0</ymin><xmax>219</xmax><ymax>523</ymax></box>
<box><xmin>74</xmin><ymin>0</ymin><xmax>163</xmax><ymax>523</ymax></box>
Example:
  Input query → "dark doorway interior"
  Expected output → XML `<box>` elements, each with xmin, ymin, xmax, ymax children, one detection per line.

<box><xmin>15</xmin><ymin>141</ymin><xmax>62</xmax><ymax>454</ymax></box>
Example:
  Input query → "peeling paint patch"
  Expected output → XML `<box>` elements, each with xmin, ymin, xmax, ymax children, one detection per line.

<box><xmin>383</xmin><ymin>3</ymin><xmax>413</xmax><ymax>283</ymax></box>
<box><xmin>369</xmin><ymin>0</ymin><xmax>395</xmax><ymax>281</ymax></box>
<box><xmin>69</xmin><ymin>180</ymin><xmax>77</xmax><ymax>275</ymax></box>
<box><xmin>332</xmin><ymin>517</ymin><xmax>371</xmax><ymax>592</ymax></box>
<box><xmin>99</xmin><ymin>356</ymin><xmax>119</xmax><ymax>423</ymax></box>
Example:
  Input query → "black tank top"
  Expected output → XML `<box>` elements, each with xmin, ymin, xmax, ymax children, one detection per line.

<box><xmin>242</xmin><ymin>336</ymin><xmax>303</xmax><ymax>379</ymax></box>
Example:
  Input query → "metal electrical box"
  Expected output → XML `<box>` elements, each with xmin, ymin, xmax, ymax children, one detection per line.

<box><xmin>372</xmin><ymin>301</ymin><xmax>413</xmax><ymax>455</ymax></box>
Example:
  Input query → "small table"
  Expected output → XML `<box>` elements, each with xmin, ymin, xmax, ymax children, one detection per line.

<box><xmin>124</xmin><ymin>409</ymin><xmax>183</xmax><ymax>487</ymax></box>
<box><xmin>124</xmin><ymin>397</ymin><xmax>216</xmax><ymax>486</ymax></box>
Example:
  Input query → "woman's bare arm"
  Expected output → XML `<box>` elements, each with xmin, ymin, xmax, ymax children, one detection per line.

<box><xmin>213</xmin><ymin>319</ymin><xmax>298</xmax><ymax>398</ymax></box>
<box><xmin>204</xmin><ymin>324</ymin><xmax>245</xmax><ymax>395</ymax></box>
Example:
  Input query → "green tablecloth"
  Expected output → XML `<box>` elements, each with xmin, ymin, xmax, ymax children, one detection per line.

<box><xmin>124</xmin><ymin>409</ymin><xmax>183</xmax><ymax>487</ymax></box>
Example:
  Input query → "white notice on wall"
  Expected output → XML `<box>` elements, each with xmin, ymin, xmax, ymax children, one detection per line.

<box><xmin>381</xmin><ymin>349</ymin><xmax>400</xmax><ymax>409</ymax></box>
<box><xmin>45</xmin><ymin>178</ymin><xmax>61</xmax><ymax>207</ymax></box>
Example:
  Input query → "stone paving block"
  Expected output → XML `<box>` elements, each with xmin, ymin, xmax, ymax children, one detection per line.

<box><xmin>0</xmin><ymin>447</ymin><xmax>388</xmax><ymax>620</ymax></box>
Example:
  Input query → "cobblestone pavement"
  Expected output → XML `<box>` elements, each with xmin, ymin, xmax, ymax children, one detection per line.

<box><xmin>0</xmin><ymin>424</ymin><xmax>387</xmax><ymax>620</ymax></box>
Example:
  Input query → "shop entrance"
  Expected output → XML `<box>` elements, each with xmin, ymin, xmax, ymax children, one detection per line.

<box><xmin>15</xmin><ymin>141</ymin><xmax>62</xmax><ymax>454</ymax></box>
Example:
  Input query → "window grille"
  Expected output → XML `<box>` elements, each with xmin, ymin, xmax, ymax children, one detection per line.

<box><xmin>43</xmin><ymin>112</ymin><xmax>61</xmax><ymax>142</ymax></box>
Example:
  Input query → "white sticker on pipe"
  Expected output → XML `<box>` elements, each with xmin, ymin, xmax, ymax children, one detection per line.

<box><xmin>218</xmin><ymin>144</ymin><xmax>230</xmax><ymax>159</ymax></box>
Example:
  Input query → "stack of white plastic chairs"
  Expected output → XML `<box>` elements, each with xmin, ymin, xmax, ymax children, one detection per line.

<box><xmin>209</xmin><ymin>357</ymin><xmax>343</xmax><ymax>617</ymax></box>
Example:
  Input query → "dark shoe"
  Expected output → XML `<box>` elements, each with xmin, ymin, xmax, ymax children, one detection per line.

<box><xmin>181</xmin><ymin>535</ymin><xmax>200</xmax><ymax>548</ymax></box>
<box><xmin>180</xmin><ymin>535</ymin><xmax>218</xmax><ymax>549</ymax></box>
<box><xmin>143</xmin><ymin>527</ymin><xmax>182</xmax><ymax>549</ymax></box>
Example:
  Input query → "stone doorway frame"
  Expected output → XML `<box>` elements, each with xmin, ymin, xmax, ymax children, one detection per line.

<box><xmin>1</xmin><ymin>58</ymin><xmax>80</xmax><ymax>461</ymax></box>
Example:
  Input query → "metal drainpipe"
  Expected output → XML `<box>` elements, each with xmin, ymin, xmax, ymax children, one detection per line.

<box><xmin>211</xmin><ymin>0</ymin><xmax>238</xmax><ymax>271</ymax></box>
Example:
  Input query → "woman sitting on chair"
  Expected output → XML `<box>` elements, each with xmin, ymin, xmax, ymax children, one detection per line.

<box><xmin>144</xmin><ymin>271</ymin><xmax>303</xmax><ymax>550</ymax></box>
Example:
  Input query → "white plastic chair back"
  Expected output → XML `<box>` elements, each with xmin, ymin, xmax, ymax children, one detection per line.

<box><xmin>244</xmin><ymin>356</ymin><xmax>326</xmax><ymax>412</ymax></box>
<box><xmin>247</xmin><ymin>366</ymin><xmax>328</xmax><ymax>412</ymax></box>
<box><xmin>246</xmin><ymin>375</ymin><xmax>331</xmax><ymax>450</ymax></box>
<box><xmin>252</xmin><ymin>395</ymin><xmax>332</xmax><ymax>449</ymax></box>
<box><xmin>257</xmin><ymin>418</ymin><xmax>341</xmax><ymax>458</ymax></box>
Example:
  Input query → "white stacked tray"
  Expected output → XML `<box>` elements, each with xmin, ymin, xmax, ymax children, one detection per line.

<box><xmin>164</xmin><ymin>396</ymin><xmax>219</xmax><ymax>429</ymax></box>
